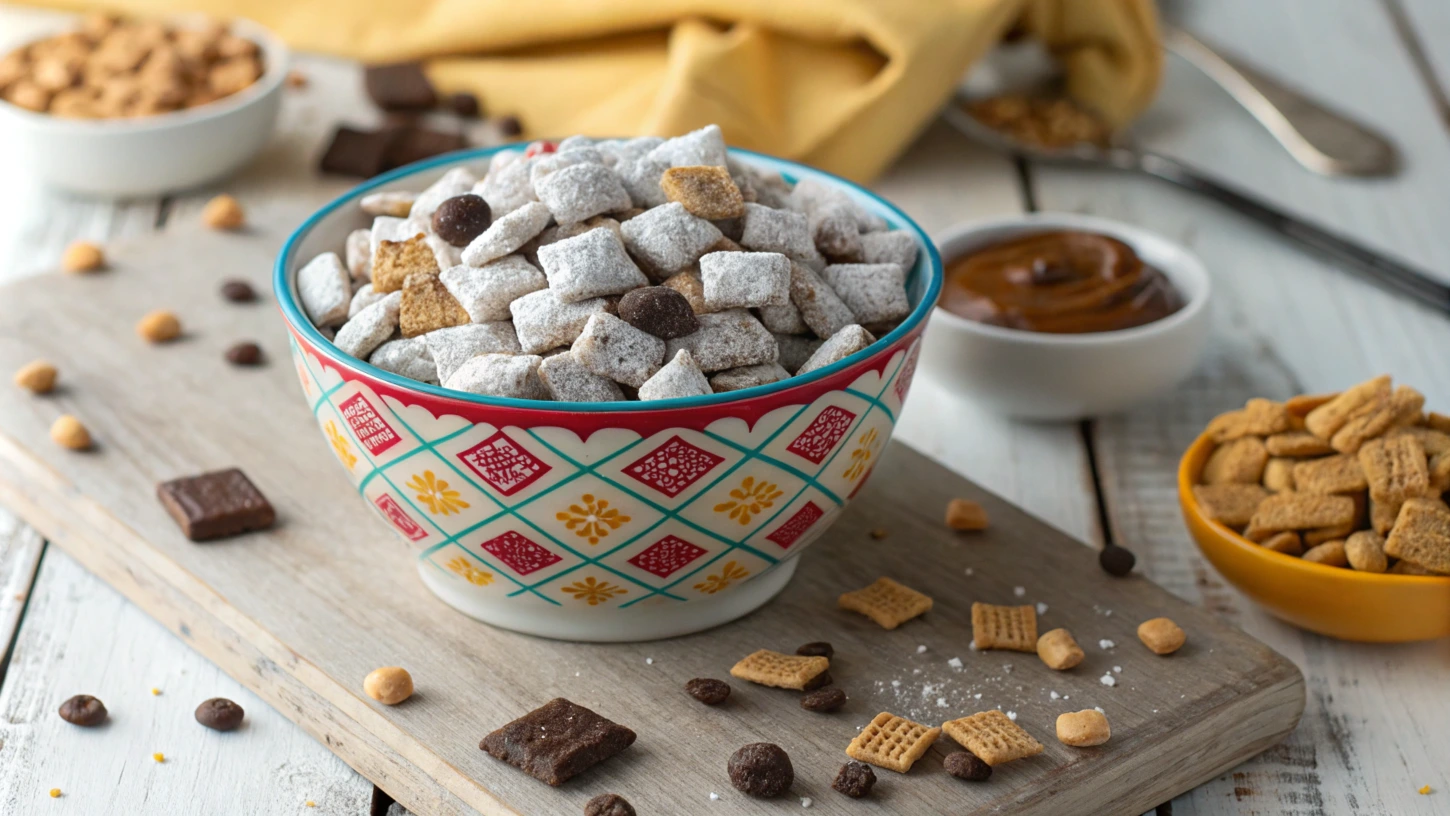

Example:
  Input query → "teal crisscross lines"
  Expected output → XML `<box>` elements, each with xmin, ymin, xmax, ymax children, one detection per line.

<box><xmin>295</xmin><ymin>335</ymin><xmax>913</xmax><ymax>612</ymax></box>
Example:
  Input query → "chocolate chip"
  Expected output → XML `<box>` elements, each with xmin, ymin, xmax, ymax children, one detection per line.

<box><xmin>385</xmin><ymin>126</ymin><xmax>469</xmax><ymax>170</ymax></box>
<box><xmin>319</xmin><ymin>126</ymin><xmax>398</xmax><ymax>178</ymax></box>
<box><xmin>58</xmin><ymin>694</ymin><xmax>107</xmax><ymax>727</ymax></box>
<box><xmin>944</xmin><ymin>750</ymin><xmax>992</xmax><ymax>781</ymax></box>
<box><xmin>684</xmin><ymin>677</ymin><xmax>730</xmax><ymax>706</ymax></box>
<box><xmin>220</xmin><ymin>280</ymin><xmax>256</xmax><ymax>302</ymax></box>
<box><xmin>618</xmin><ymin>286</ymin><xmax>698</xmax><ymax>340</ymax></box>
<box><xmin>364</xmin><ymin>62</ymin><xmax>437</xmax><ymax>111</ymax></box>
<box><xmin>497</xmin><ymin>115</ymin><xmax>523</xmax><ymax>137</ymax></box>
<box><xmin>831</xmin><ymin>761</ymin><xmax>875</xmax><ymax>798</ymax></box>
<box><xmin>800</xmin><ymin>687</ymin><xmax>846</xmax><ymax>713</ymax></box>
<box><xmin>801</xmin><ymin>669</ymin><xmax>832</xmax><ymax>691</ymax></box>
<box><xmin>1099</xmin><ymin>544</ymin><xmax>1136</xmax><ymax>577</ymax></box>
<box><xmin>194</xmin><ymin>697</ymin><xmax>245</xmax><ymax>731</ymax></box>
<box><xmin>795</xmin><ymin>641</ymin><xmax>833</xmax><ymax>659</ymax></box>
<box><xmin>727</xmin><ymin>743</ymin><xmax>793</xmax><ymax>799</ymax></box>
<box><xmin>448</xmin><ymin>91</ymin><xmax>481</xmax><ymax>119</ymax></box>
<box><xmin>156</xmin><ymin>468</ymin><xmax>276</xmax><ymax>542</ymax></box>
<box><xmin>583</xmin><ymin>793</ymin><xmax>635</xmax><ymax>816</ymax></box>
<box><xmin>432</xmin><ymin>194</ymin><xmax>492</xmax><ymax>247</ymax></box>
<box><xmin>481</xmin><ymin>698</ymin><xmax>637</xmax><ymax>786</ymax></box>
<box><xmin>225</xmin><ymin>341</ymin><xmax>263</xmax><ymax>366</ymax></box>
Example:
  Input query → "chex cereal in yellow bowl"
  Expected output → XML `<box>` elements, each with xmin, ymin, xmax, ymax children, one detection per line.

<box><xmin>1179</xmin><ymin>376</ymin><xmax>1450</xmax><ymax>642</ymax></box>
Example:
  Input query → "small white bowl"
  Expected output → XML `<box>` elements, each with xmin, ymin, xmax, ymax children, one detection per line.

<box><xmin>0</xmin><ymin>16</ymin><xmax>288</xmax><ymax>198</ymax></box>
<box><xmin>919</xmin><ymin>212</ymin><xmax>1211</xmax><ymax>420</ymax></box>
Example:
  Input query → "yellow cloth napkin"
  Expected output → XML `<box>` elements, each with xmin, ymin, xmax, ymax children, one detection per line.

<box><xmin>28</xmin><ymin>0</ymin><xmax>1160</xmax><ymax>181</ymax></box>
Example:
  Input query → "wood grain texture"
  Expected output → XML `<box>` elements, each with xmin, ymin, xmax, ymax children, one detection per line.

<box><xmin>0</xmin><ymin>220</ymin><xmax>1301</xmax><ymax>816</ymax></box>
<box><xmin>1030</xmin><ymin>1</ymin><xmax>1450</xmax><ymax>813</ymax></box>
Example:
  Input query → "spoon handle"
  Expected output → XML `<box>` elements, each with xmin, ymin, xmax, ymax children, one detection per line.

<box><xmin>1132</xmin><ymin>151</ymin><xmax>1450</xmax><ymax>312</ymax></box>
<box><xmin>1166</xmin><ymin>27</ymin><xmax>1399</xmax><ymax>177</ymax></box>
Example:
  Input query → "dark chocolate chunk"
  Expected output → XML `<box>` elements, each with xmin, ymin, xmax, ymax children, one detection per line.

<box><xmin>220</xmin><ymin>279</ymin><xmax>256</xmax><ymax>303</ymax></box>
<box><xmin>448</xmin><ymin>91</ymin><xmax>481</xmax><ymax>119</ymax></box>
<box><xmin>364</xmin><ymin>62</ymin><xmax>437</xmax><ymax>111</ymax></box>
<box><xmin>480</xmin><ymin>698</ymin><xmax>636</xmax><ymax>786</ymax></box>
<box><xmin>195</xmin><ymin>697</ymin><xmax>245</xmax><ymax>731</ymax></box>
<box><xmin>496</xmin><ymin>114</ymin><xmax>523</xmax><ymax>137</ymax></box>
<box><xmin>617</xmin><ymin>287</ymin><xmax>698</xmax><ymax>340</ymax></box>
<box><xmin>801</xmin><ymin>669</ymin><xmax>832</xmax><ymax>691</ymax></box>
<box><xmin>156</xmin><ymin>468</ymin><xmax>276</xmax><ymax>542</ymax></box>
<box><xmin>432</xmin><ymin>194</ymin><xmax>492</xmax><ymax>247</ymax></box>
<box><xmin>583</xmin><ymin>793</ymin><xmax>635</xmax><ymax>816</ymax></box>
<box><xmin>225</xmin><ymin>341</ymin><xmax>263</xmax><ymax>366</ymax></box>
<box><xmin>800</xmin><ymin>686</ymin><xmax>846</xmax><ymax>713</ymax></box>
<box><xmin>831</xmin><ymin>761</ymin><xmax>875</xmax><ymax>798</ymax></box>
<box><xmin>58</xmin><ymin>694</ymin><xmax>107</xmax><ymax>727</ymax></box>
<box><xmin>727</xmin><ymin>743</ymin><xmax>793</xmax><ymax>798</ymax></box>
<box><xmin>384</xmin><ymin>126</ymin><xmax>468</xmax><ymax>171</ymax></box>
<box><xmin>795</xmin><ymin>641</ymin><xmax>833</xmax><ymax>659</ymax></box>
<box><xmin>944</xmin><ymin>750</ymin><xmax>992</xmax><ymax>781</ymax></box>
<box><xmin>1099</xmin><ymin>544</ymin><xmax>1136</xmax><ymax>577</ymax></box>
<box><xmin>319</xmin><ymin>126</ymin><xmax>398</xmax><ymax>178</ymax></box>
<box><xmin>684</xmin><ymin>677</ymin><xmax>730</xmax><ymax>706</ymax></box>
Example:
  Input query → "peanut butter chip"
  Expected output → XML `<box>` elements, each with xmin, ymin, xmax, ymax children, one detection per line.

<box><xmin>50</xmin><ymin>415</ymin><xmax>92</xmax><ymax>450</ymax></box>
<box><xmin>137</xmin><ymin>310</ymin><xmax>182</xmax><ymax>342</ymax></box>
<box><xmin>61</xmin><ymin>241</ymin><xmax>105</xmax><ymax>273</ymax></box>
<box><xmin>14</xmin><ymin>360</ymin><xmax>58</xmax><ymax>394</ymax></box>
<box><xmin>202</xmin><ymin>194</ymin><xmax>245</xmax><ymax>230</ymax></box>
<box><xmin>364</xmin><ymin>666</ymin><xmax>413</xmax><ymax>705</ymax></box>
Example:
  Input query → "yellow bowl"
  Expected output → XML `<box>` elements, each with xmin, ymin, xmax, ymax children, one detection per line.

<box><xmin>1179</xmin><ymin>432</ymin><xmax>1450</xmax><ymax>642</ymax></box>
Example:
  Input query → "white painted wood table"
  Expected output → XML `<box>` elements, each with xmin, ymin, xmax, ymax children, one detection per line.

<box><xmin>1</xmin><ymin>2</ymin><xmax>1447</xmax><ymax>813</ymax></box>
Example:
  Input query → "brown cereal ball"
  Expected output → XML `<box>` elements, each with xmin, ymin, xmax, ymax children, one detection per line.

<box><xmin>1137</xmin><ymin>617</ymin><xmax>1186</xmax><ymax>655</ymax></box>
<box><xmin>61</xmin><ymin>241</ymin><xmax>105</xmax><ymax>273</ymax></box>
<box><xmin>1303</xmin><ymin>540</ymin><xmax>1349</xmax><ymax>568</ymax></box>
<box><xmin>137</xmin><ymin>310</ymin><xmax>182</xmax><ymax>342</ymax></box>
<box><xmin>202</xmin><ymin>194</ymin><xmax>245</xmax><ymax>230</ymax></box>
<box><xmin>727</xmin><ymin>743</ymin><xmax>793</xmax><ymax>798</ymax></box>
<box><xmin>364</xmin><ymin>666</ymin><xmax>413</xmax><ymax>705</ymax></box>
<box><xmin>14</xmin><ymin>359</ymin><xmax>58</xmax><ymax>394</ymax></box>
<box><xmin>583</xmin><ymin>793</ymin><xmax>635</xmax><ymax>816</ymax></box>
<box><xmin>58</xmin><ymin>694</ymin><xmax>107</xmax><ymax>727</ymax></box>
<box><xmin>50</xmin><ymin>415</ymin><xmax>92</xmax><ymax>450</ymax></box>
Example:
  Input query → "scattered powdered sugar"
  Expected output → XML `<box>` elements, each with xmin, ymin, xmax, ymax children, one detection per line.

<box><xmin>916</xmin><ymin>645</ymin><xmax>928</xmax><ymax>654</ymax></box>
<box><xmin>1100</xmin><ymin>674</ymin><xmax>1117</xmax><ymax>687</ymax></box>
<box><xmin>1036</xmin><ymin>602</ymin><xmax>1049</xmax><ymax>615</ymax></box>
<box><xmin>964</xmin><ymin>567</ymin><xmax>974</xmax><ymax>576</ymax></box>
<box><xmin>936</xmin><ymin>698</ymin><xmax>949</xmax><ymax>708</ymax></box>
<box><xmin>947</xmin><ymin>657</ymin><xmax>963</xmax><ymax>670</ymax></box>
<box><xmin>709</xmin><ymin>792</ymin><xmax>720</xmax><ymax>801</ymax></box>
<box><xmin>1006</xmin><ymin>711</ymin><xmax>1018</xmax><ymax>721</ymax></box>
<box><xmin>645</xmin><ymin>658</ymin><xmax>654</xmax><ymax>665</ymax></box>
<box><xmin>969</xmin><ymin>642</ymin><xmax>979</xmax><ymax>651</ymax></box>
<box><xmin>891</xmin><ymin>680</ymin><xmax>901</xmax><ymax>688</ymax></box>
<box><xmin>1099</xmin><ymin>639</ymin><xmax>1116</xmax><ymax>650</ymax></box>
<box><xmin>1113</xmin><ymin>666</ymin><xmax>1122</xmax><ymax>674</ymax></box>
<box><xmin>1050</xmin><ymin>691</ymin><xmax>1060</xmax><ymax>700</ymax></box>
<box><xmin>1013</xmin><ymin>586</ymin><xmax>1026</xmax><ymax>597</ymax></box>
<box><xmin>1095</xmin><ymin>706</ymin><xmax>1106</xmax><ymax>714</ymax></box>
<box><xmin>800</xmin><ymin>797</ymin><xmax>813</xmax><ymax>808</ymax></box>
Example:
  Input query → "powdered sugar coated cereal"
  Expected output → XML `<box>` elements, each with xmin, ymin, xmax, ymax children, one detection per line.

<box><xmin>756</xmin><ymin>302</ymin><xmax>809</xmax><ymax>335</ymax></box>
<box><xmin>333</xmin><ymin>291</ymin><xmax>401</xmax><ymax>359</ymax></box>
<box><xmin>423</xmin><ymin>322</ymin><xmax>522</xmax><ymax>382</ymax></box>
<box><xmin>538</xmin><ymin>352</ymin><xmax>625</xmax><ymax>402</ymax></box>
<box><xmin>345</xmin><ymin>228</ymin><xmax>372</xmax><ymax>282</ymax></box>
<box><xmin>348</xmin><ymin>283</ymin><xmax>384</xmax><ymax>318</ymax></box>
<box><xmin>462</xmin><ymin>201</ymin><xmax>552</xmax><ymax>267</ymax></box>
<box><xmin>664</xmin><ymin>309</ymin><xmax>777</xmax><ymax>372</ymax></box>
<box><xmin>821</xmin><ymin>263</ymin><xmax>910</xmax><ymax>325</ymax></box>
<box><xmin>709</xmin><ymin>362</ymin><xmax>790</xmax><ymax>393</ymax></box>
<box><xmin>795</xmin><ymin>324</ymin><xmax>874</xmax><ymax>375</ymax></box>
<box><xmin>638</xmin><ymin>349</ymin><xmax>711</xmax><ymax>401</ymax></box>
<box><xmin>773</xmin><ymin>333</ymin><xmax>823</xmax><ymax>374</ymax></box>
<box><xmin>369</xmin><ymin>336</ymin><xmax>438</xmax><ymax>384</ymax></box>
<box><xmin>739</xmin><ymin>203</ymin><xmax>815</xmax><ymax>260</ymax></box>
<box><xmin>537</xmin><ymin>227</ymin><xmax>648</xmax><ymax>302</ymax></box>
<box><xmin>620</xmin><ymin>202</ymin><xmax>723</xmax><ymax>276</ymax></box>
<box><xmin>476</xmin><ymin>155</ymin><xmax>537</xmax><ymax>217</ymax></box>
<box><xmin>445</xmin><ymin>353</ymin><xmax>548</xmax><ymax>400</ymax></box>
<box><xmin>534</xmin><ymin>162</ymin><xmax>632</xmax><ymax>225</ymax></box>
<box><xmin>440</xmin><ymin>256</ymin><xmax>548</xmax><ymax>323</ymax></box>
<box><xmin>509</xmin><ymin>289</ymin><xmax>615</xmax><ymax>354</ymax></box>
<box><xmin>298</xmin><ymin>252</ymin><xmax>352</xmax><ymax>328</ymax></box>
<box><xmin>646</xmin><ymin>124</ymin><xmax>728</xmax><ymax>169</ymax></box>
<box><xmin>789</xmin><ymin>261</ymin><xmax>855</xmax><ymax>340</ymax></box>
<box><xmin>860</xmin><ymin>230</ymin><xmax>919</xmax><ymax>269</ymax></box>
<box><xmin>573</xmin><ymin>312</ymin><xmax>667</xmax><ymax>387</ymax></box>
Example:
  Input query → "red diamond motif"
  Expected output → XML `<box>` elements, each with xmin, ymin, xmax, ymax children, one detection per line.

<box><xmin>785</xmin><ymin>406</ymin><xmax>856</xmax><ymax>464</ymax></box>
<box><xmin>894</xmin><ymin>344</ymin><xmax>920</xmax><ymax>402</ymax></box>
<box><xmin>627</xmin><ymin>535</ymin><xmax>708</xmax><ymax>578</ymax></box>
<box><xmin>766</xmin><ymin>502</ymin><xmax>825</xmax><ymax>549</ymax></box>
<box><xmin>479</xmin><ymin>530</ymin><xmax>562</xmax><ymax>576</ymax></box>
<box><xmin>374</xmin><ymin>493</ymin><xmax>427</xmax><ymax>541</ymax></box>
<box><xmin>457</xmin><ymin>431</ymin><xmax>551</xmax><ymax>497</ymax></box>
<box><xmin>622</xmin><ymin>436</ymin><xmax>724</xmax><ymax>498</ymax></box>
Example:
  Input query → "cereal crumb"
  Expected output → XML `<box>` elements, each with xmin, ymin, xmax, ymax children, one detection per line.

<box><xmin>152</xmin><ymin>752</ymin><xmax>165</xmax><ymax>763</ymax></box>
<box><xmin>709</xmin><ymin>792</ymin><xmax>720</xmax><ymax>801</ymax></box>
<box><xmin>1006</xmin><ymin>710</ymin><xmax>1018</xmax><ymax>721</ymax></box>
<box><xmin>1013</xmin><ymin>586</ymin><xmax>1026</xmax><ymax>597</ymax></box>
<box><xmin>61</xmin><ymin>241</ymin><xmax>105</xmax><ymax>273</ymax></box>
<box><xmin>947</xmin><ymin>657</ymin><xmax>963</xmax><ymax>669</ymax></box>
<box><xmin>305</xmin><ymin>801</ymin><xmax>317</xmax><ymax>808</ymax></box>
<box><xmin>800</xmin><ymin>797</ymin><xmax>813</xmax><ymax>808</ymax></box>
<box><xmin>1100</xmin><ymin>674</ymin><xmax>1116</xmax><ymax>687</ymax></box>
<box><xmin>974</xmin><ymin>693</ymin><xmax>982</xmax><ymax>699</ymax></box>
<box><xmin>869</xmin><ymin>528</ymin><xmax>887</xmax><ymax>540</ymax></box>
<box><xmin>49</xmin><ymin>789</ymin><xmax>61</xmax><ymax>798</ymax></box>
<box><xmin>202</xmin><ymin>195</ymin><xmax>246</xmax><ymax>230</ymax></box>
<box><xmin>946</xmin><ymin>498</ymin><xmax>989</xmax><ymax>530</ymax></box>
<box><xmin>645</xmin><ymin>657</ymin><xmax>654</xmax><ymax>665</ymax></box>
<box><xmin>136</xmin><ymin>310</ymin><xmax>182</xmax><ymax>343</ymax></box>
<box><xmin>1420</xmin><ymin>785</ymin><xmax>1432</xmax><ymax>795</ymax></box>
<box><xmin>150</xmin><ymin>687</ymin><xmax>161</xmax><ymax>696</ymax></box>
<box><xmin>1050</xmin><ymin>691</ymin><xmax>1060</xmax><ymax>700</ymax></box>
<box><xmin>14</xmin><ymin>359</ymin><xmax>58</xmax><ymax>394</ymax></box>
<box><xmin>287</xmin><ymin>71</ymin><xmax>309</xmax><ymax>89</ymax></box>
<box><xmin>1099</xmin><ymin>639</ymin><xmax>1115</xmax><ymax>650</ymax></box>
<box><xmin>1094</xmin><ymin>706</ymin><xmax>1105</xmax><ymax>714</ymax></box>
<box><xmin>1036</xmin><ymin>602</ymin><xmax>1048</xmax><ymax>615</ymax></box>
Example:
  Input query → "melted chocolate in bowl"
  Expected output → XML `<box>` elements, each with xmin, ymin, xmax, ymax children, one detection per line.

<box><xmin>941</xmin><ymin>230</ymin><xmax>1182</xmax><ymax>334</ymax></box>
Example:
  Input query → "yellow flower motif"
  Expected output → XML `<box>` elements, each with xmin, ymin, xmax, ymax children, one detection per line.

<box><xmin>556</xmin><ymin>493</ymin><xmax>631</xmax><ymax>545</ymax></box>
<box><xmin>407</xmin><ymin>470</ymin><xmax>470</xmax><ymax>516</ymax></box>
<box><xmin>843</xmin><ymin>427</ymin><xmax>880</xmax><ymax>481</ymax></box>
<box><xmin>713</xmin><ymin>476</ymin><xmax>784</xmax><ymax>526</ymax></box>
<box><xmin>694</xmin><ymin>560</ymin><xmax>750</xmax><ymax>595</ymax></box>
<box><xmin>445</xmin><ymin>556</ymin><xmax>493</xmax><ymax>586</ymax></box>
<box><xmin>562</xmin><ymin>575</ymin><xmax>628</xmax><ymax>606</ymax></box>
<box><xmin>325</xmin><ymin>420</ymin><xmax>357</xmax><ymax>470</ymax></box>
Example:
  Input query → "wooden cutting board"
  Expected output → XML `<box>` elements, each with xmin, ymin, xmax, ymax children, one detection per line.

<box><xmin>0</xmin><ymin>217</ymin><xmax>1304</xmax><ymax>816</ymax></box>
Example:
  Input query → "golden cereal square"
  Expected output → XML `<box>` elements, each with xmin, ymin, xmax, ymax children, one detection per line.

<box><xmin>971</xmin><ymin>602</ymin><xmax>1038</xmax><ymax>652</ymax></box>
<box><xmin>729</xmin><ymin>650</ymin><xmax>830</xmax><ymax>691</ymax></box>
<box><xmin>1192</xmin><ymin>483</ymin><xmax>1268</xmax><ymax>527</ymax></box>
<box><xmin>1201</xmin><ymin>437</ymin><xmax>1269</xmax><ymax>485</ymax></box>
<box><xmin>1330</xmin><ymin>386</ymin><xmax>1424</xmax><ymax>454</ymax></box>
<box><xmin>1358</xmin><ymin>435</ymin><xmax>1429</xmax><ymax>504</ymax></box>
<box><xmin>942</xmin><ymin>710</ymin><xmax>1044</xmax><ymax>766</ymax></box>
<box><xmin>1291</xmin><ymin>454</ymin><xmax>1367</xmax><ymax>495</ymax></box>
<box><xmin>1265</xmin><ymin>431</ymin><xmax>1334</xmax><ymax>457</ymax></box>
<box><xmin>1384</xmin><ymin>498</ymin><xmax>1450</xmax><ymax>575</ymax></box>
<box><xmin>1386</xmin><ymin>426</ymin><xmax>1450</xmax><ymax>456</ymax></box>
<box><xmin>1243</xmin><ymin>493</ymin><xmax>1355</xmax><ymax>540</ymax></box>
<box><xmin>372</xmin><ymin>233</ymin><xmax>437</xmax><ymax>294</ymax></box>
<box><xmin>1206</xmin><ymin>398</ymin><xmax>1290</xmax><ymax>442</ymax></box>
<box><xmin>1263</xmin><ymin>458</ymin><xmax>1295</xmax><ymax>493</ymax></box>
<box><xmin>1305</xmin><ymin>375</ymin><xmax>1391</xmax><ymax>440</ymax></box>
<box><xmin>838</xmin><ymin>577</ymin><xmax>933</xmax><ymax>630</ymax></box>
<box><xmin>845</xmin><ymin>712</ymin><xmax>941</xmax><ymax>774</ymax></box>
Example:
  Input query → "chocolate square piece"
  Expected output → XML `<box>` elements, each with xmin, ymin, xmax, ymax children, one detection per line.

<box><xmin>157</xmin><ymin>468</ymin><xmax>276</xmax><ymax>542</ymax></box>
<box><xmin>480</xmin><ymin>698</ymin><xmax>636</xmax><ymax>786</ymax></box>
<box><xmin>365</xmin><ymin>62</ymin><xmax>438</xmax><ymax>111</ymax></box>
<box><xmin>384</xmin><ymin>126</ymin><xmax>468</xmax><ymax>170</ymax></box>
<box><xmin>320</xmin><ymin>126</ymin><xmax>398</xmax><ymax>178</ymax></box>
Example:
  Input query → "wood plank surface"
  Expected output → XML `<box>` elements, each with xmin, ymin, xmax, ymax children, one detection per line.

<box><xmin>0</xmin><ymin>220</ymin><xmax>1301</xmax><ymax>814</ymax></box>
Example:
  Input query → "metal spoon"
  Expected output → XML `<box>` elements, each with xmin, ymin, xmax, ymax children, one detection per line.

<box><xmin>942</xmin><ymin>97</ymin><xmax>1450</xmax><ymax>315</ymax></box>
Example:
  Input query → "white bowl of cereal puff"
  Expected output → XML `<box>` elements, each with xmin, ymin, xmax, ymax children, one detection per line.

<box><xmin>274</xmin><ymin>128</ymin><xmax>942</xmax><ymax>641</ymax></box>
<box><xmin>919</xmin><ymin>212</ymin><xmax>1211</xmax><ymax>420</ymax></box>
<box><xmin>0</xmin><ymin>13</ymin><xmax>287</xmax><ymax>197</ymax></box>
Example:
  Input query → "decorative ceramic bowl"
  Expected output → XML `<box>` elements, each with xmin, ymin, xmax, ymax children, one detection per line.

<box><xmin>1180</xmin><ymin>431</ymin><xmax>1450</xmax><ymax>642</ymax></box>
<box><xmin>274</xmin><ymin>145</ymin><xmax>942</xmax><ymax>642</ymax></box>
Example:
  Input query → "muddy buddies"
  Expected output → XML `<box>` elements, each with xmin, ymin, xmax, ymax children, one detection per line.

<box><xmin>298</xmin><ymin>125</ymin><xmax>919</xmax><ymax>402</ymax></box>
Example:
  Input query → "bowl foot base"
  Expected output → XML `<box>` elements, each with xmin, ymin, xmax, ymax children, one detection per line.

<box><xmin>416</xmin><ymin>558</ymin><xmax>799</xmax><ymax>642</ymax></box>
